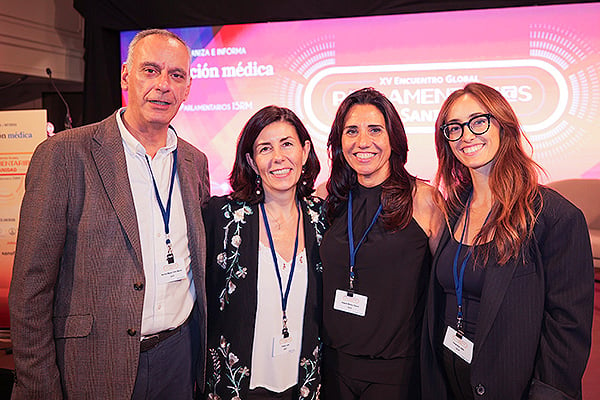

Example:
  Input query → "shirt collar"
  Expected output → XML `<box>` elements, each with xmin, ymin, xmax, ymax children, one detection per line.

<box><xmin>116</xmin><ymin>107</ymin><xmax>178</xmax><ymax>157</ymax></box>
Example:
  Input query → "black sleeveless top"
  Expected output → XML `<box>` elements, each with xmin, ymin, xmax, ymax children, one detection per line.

<box><xmin>320</xmin><ymin>184</ymin><xmax>431</xmax><ymax>383</ymax></box>
<box><xmin>436</xmin><ymin>237</ymin><xmax>487</xmax><ymax>341</ymax></box>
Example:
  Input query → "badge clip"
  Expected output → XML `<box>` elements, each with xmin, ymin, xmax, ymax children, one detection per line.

<box><xmin>282</xmin><ymin>315</ymin><xmax>290</xmax><ymax>338</ymax></box>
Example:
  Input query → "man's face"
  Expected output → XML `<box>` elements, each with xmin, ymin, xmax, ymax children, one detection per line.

<box><xmin>121</xmin><ymin>34</ymin><xmax>191</xmax><ymax>132</ymax></box>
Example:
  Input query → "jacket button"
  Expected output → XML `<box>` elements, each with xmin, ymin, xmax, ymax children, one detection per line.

<box><xmin>133</xmin><ymin>282</ymin><xmax>144</xmax><ymax>291</ymax></box>
<box><xmin>475</xmin><ymin>384</ymin><xmax>485</xmax><ymax>396</ymax></box>
<box><xmin>127</xmin><ymin>328</ymin><xmax>137</xmax><ymax>336</ymax></box>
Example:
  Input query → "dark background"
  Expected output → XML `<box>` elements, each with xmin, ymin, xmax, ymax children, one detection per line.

<box><xmin>72</xmin><ymin>0</ymin><xmax>597</xmax><ymax>125</ymax></box>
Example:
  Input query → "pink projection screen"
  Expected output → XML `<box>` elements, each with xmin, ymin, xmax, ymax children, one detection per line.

<box><xmin>121</xmin><ymin>3</ymin><xmax>600</xmax><ymax>196</ymax></box>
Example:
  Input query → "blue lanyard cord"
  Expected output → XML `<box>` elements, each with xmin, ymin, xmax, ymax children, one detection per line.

<box><xmin>453</xmin><ymin>193</ymin><xmax>472</xmax><ymax>333</ymax></box>
<box><xmin>453</xmin><ymin>192</ymin><xmax>491</xmax><ymax>333</ymax></box>
<box><xmin>260</xmin><ymin>201</ymin><xmax>301</xmax><ymax>338</ymax></box>
<box><xmin>347</xmin><ymin>190</ymin><xmax>383</xmax><ymax>293</ymax></box>
<box><xmin>145</xmin><ymin>149</ymin><xmax>178</xmax><ymax>262</ymax></box>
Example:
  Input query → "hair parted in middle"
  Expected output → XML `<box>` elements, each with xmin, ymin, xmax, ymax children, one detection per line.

<box><xmin>434</xmin><ymin>82</ymin><xmax>542</xmax><ymax>265</ymax></box>
<box><xmin>325</xmin><ymin>87</ymin><xmax>416</xmax><ymax>230</ymax></box>
<box><xmin>229</xmin><ymin>105</ymin><xmax>320</xmax><ymax>204</ymax></box>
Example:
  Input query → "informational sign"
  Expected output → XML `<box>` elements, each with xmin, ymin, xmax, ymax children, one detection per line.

<box><xmin>0</xmin><ymin>110</ymin><xmax>47</xmax><ymax>328</ymax></box>
<box><xmin>121</xmin><ymin>2</ymin><xmax>600</xmax><ymax>195</ymax></box>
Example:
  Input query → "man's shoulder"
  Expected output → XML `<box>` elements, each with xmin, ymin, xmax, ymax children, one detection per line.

<box><xmin>43</xmin><ymin>112</ymin><xmax>118</xmax><ymax>145</ymax></box>
<box><xmin>176</xmin><ymin>137</ymin><xmax>207</xmax><ymax>160</ymax></box>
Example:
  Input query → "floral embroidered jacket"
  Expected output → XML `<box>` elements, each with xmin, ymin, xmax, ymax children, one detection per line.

<box><xmin>202</xmin><ymin>195</ymin><xmax>326</xmax><ymax>400</ymax></box>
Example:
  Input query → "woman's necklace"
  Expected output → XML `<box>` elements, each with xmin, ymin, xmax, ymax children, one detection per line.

<box><xmin>264</xmin><ymin>206</ymin><xmax>297</xmax><ymax>230</ymax></box>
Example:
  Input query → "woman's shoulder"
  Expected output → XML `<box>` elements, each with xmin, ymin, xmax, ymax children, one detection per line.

<box><xmin>205</xmin><ymin>194</ymin><xmax>230</xmax><ymax>213</ymax></box>
<box><xmin>535</xmin><ymin>185</ymin><xmax>588</xmax><ymax>231</ymax></box>
<box><xmin>204</xmin><ymin>195</ymin><xmax>256</xmax><ymax>222</ymax></box>
<box><xmin>301</xmin><ymin>195</ymin><xmax>325</xmax><ymax>211</ymax></box>
<box><xmin>301</xmin><ymin>195</ymin><xmax>328</xmax><ymax>234</ymax></box>
<box><xmin>206</xmin><ymin>194</ymin><xmax>246</xmax><ymax>208</ymax></box>
<box><xmin>538</xmin><ymin>185</ymin><xmax>584</xmax><ymax>217</ymax></box>
<box><xmin>411</xmin><ymin>180</ymin><xmax>445</xmax><ymax>249</ymax></box>
<box><xmin>414</xmin><ymin>179</ymin><xmax>435</xmax><ymax>193</ymax></box>
<box><xmin>413</xmin><ymin>180</ymin><xmax>441</xmax><ymax>211</ymax></box>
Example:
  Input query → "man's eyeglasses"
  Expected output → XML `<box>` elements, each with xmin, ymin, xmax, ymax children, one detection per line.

<box><xmin>441</xmin><ymin>113</ymin><xmax>493</xmax><ymax>141</ymax></box>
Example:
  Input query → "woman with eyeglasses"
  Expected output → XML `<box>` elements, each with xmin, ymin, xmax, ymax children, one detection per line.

<box><xmin>320</xmin><ymin>88</ymin><xmax>444</xmax><ymax>399</ymax></box>
<box><xmin>421</xmin><ymin>82</ymin><xmax>594</xmax><ymax>400</ymax></box>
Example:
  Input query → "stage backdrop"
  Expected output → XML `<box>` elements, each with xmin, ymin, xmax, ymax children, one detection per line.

<box><xmin>121</xmin><ymin>2</ymin><xmax>600</xmax><ymax>195</ymax></box>
<box><xmin>0</xmin><ymin>110</ymin><xmax>47</xmax><ymax>328</ymax></box>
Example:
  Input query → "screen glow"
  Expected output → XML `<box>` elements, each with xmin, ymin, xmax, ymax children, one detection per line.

<box><xmin>121</xmin><ymin>3</ymin><xmax>600</xmax><ymax>195</ymax></box>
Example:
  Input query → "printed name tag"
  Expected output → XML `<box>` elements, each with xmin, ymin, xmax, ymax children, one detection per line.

<box><xmin>333</xmin><ymin>289</ymin><xmax>368</xmax><ymax>317</ymax></box>
<box><xmin>158</xmin><ymin>262</ymin><xmax>186</xmax><ymax>284</ymax></box>
<box><xmin>272</xmin><ymin>336</ymin><xmax>296</xmax><ymax>357</ymax></box>
<box><xmin>443</xmin><ymin>326</ymin><xmax>474</xmax><ymax>364</ymax></box>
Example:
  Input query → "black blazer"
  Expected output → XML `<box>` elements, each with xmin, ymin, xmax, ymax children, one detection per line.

<box><xmin>421</xmin><ymin>186</ymin><xmax>594</xmax><ymax>400</ymax></box>
<box><xmin>202</xmin><ymin>195</ymin><xmax>325</xmax><ymax>400</ymax></box>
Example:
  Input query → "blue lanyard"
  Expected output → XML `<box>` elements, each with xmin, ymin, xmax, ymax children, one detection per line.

<box><xmin>145</xmin><ymin>149</ymin><xmax>177</xmax><ymax>264</ymax></box>
<box><xmin>453</xmin><ymin>193</ymin><xmax>491</xmax><ymax>334</ymax></box>
<box><xmin>260</xmin><ymin>201</ymin><xmax>301</xmax><ymax>338</ymax></box>
<box><xmin>347</xmin><ymin>190</ymin><xmax>382</xmax><ymax>294</ymax></box>
<box><xmin>453</xmin><ymin>193</ymin><xmax>472</xmax><ymax>334</ymax></box>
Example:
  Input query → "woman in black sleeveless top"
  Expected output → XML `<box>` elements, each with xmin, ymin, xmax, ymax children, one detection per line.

<box><xmin>320</xmin><ymin>88</ymin><xmax>443</xmax><ymax>399</ymax></box>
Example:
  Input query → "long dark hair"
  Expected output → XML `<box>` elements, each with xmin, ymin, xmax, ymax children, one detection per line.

<box><xmin>325</xmin><ymin>87</ymin><xmax>415</xmax><ymax>230</ymax></box>
<box><xmin>434</xmin><ymin>82</ymin><xmax>541</xmax><ymax>265</ymax></box>
<box><xmin>230</xmin><ymin>105</ymin><xmax>320</xmax><ymax>203</ymax></box>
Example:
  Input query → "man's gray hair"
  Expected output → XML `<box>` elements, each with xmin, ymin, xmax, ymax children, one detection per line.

<box><xmin>126</xmin><ymin>29</ymin><xmax>192</xmax><ymax>69</ymax></box>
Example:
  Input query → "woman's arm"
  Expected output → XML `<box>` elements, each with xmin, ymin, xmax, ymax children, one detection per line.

<box><xmin>529</xmin><ymin>193</ymin><xmax>594</xmax><ymax>399</ymax></box>
<box><xmin>413</xmin><ymin>180</ymin><xmax>445</xmax><ymax>254</ymax></box>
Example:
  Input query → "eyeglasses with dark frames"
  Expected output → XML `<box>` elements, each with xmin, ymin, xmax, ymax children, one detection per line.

<box><xmin>441</xmin><ymin>113</ymin><xmax>494</xmax><ymax>141</ymax></box>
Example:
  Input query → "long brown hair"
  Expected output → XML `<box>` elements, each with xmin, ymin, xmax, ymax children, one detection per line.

<box><xmin>325</xmin><ymin>88</ymin><xmax>415</xmax><ymax>230</ymax></box>
<box><xmin>434</xmin><ymin>83</ymin><xmax>541</xmax><ymax>265</ymax></box>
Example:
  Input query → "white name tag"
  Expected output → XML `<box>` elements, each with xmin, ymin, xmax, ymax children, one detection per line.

<box><xmin>158</xmin><ymin>261</ymin><xmax>186</xmax><ymax>284</ymax></box>
<box><xmin>333</xmin><ymin>289</ymin><xmax>368</xmax><ymax>317</ymax></box>
<box><xmin>272</xmin><ymin>336</ymin><xmax>296</xmax><ymax>357</ymax></box>
<box><xmin>443</xmin><ymin>326</ymin><xmax>474</xmax><ymax>364</ymax></box>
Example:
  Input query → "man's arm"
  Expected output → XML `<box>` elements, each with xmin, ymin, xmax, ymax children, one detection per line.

<box><xmin>9</xmin><ymin>138</ymin><xmax>69</xmax><ymax>399</ymax></box>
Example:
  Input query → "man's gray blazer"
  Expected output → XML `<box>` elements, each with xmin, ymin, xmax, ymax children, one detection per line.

<box><xmin>9</xmin><ymin>112</ymin><xmax>209</xmax><ymax>399</ymax></box>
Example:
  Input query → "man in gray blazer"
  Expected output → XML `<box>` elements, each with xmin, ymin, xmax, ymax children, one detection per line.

<box><xmin>9</xmin><ymin>29</ymin><xmax>209</xmax><ymax>399</ymax></box>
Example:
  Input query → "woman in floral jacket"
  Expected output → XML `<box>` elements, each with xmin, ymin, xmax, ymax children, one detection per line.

<box><xmin>202</xmin><ymin>106</ymin><xmax>325</xmax><ymax>400</ymax></box>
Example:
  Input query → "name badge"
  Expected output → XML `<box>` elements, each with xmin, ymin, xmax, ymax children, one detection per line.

<box><xmin>272</xmin><ymin>336</ymin><xmax>296</xmax><ymax>357</ymax></box>
<box><xmin>333</xmin><ymin>289</ymin><xmax>368</xmax><ymax>317</ymax></box>
<box><xmin>157</xmin><ymin>261</ymin><xmax>186</xmax><ymax>284</ymax></box>
<box><xmin>443</xmin><ymin>326</ymin><xmax>474</xmax><ymax>364</ymax></box>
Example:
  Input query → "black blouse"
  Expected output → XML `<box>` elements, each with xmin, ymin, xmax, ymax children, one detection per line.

<box><xmin>320</xmin><ymin>184</ymin><xmax>431</xmax><ymax>383</ymax></box>
<box><xmin>436</xmin><ymin>237</ymin><xmax>488</xmax><ymax>341</ymax></box>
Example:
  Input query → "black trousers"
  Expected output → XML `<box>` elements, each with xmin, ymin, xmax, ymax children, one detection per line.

<box><xmin>321</xmin><ymin>347</ymin><xmax>419</xmax><ymax>400</ymax></box>
<box><xmin>247</xmin><ymin>386</ymin><xmax>295</xmax><ymax>400</ymax></box>
<box><xmin>132</xmin><ymin>308</ymin><xmax>200</xmax><ymax>400</ymax></box>
<box><xmin>441</xmin><ymin>345</ymin><xmax>474</xmax><ymax>400</ymax></box>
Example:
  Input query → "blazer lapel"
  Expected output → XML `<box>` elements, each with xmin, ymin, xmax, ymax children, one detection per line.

<box><xmin>473</xmin><ymin>257</ymin><xmax>518</xmax><ymax>360</ymax></box>
<box><xmin>245</xmin><ymin>204</ymin><xmax>260</xmax><ymax>328</ymax></box>
<box><xmin>247</xmin><ymin>204</ymin><xmax>260</xmax><ymax>294</ymax></box>
<box><xmin>300</xmin><ymin>200</ymin><xmax>317</xmax><ymax>261</ymax></box>
<box><xmin>90</xmin><ymin>114</ymin><xmax>143</xmax><ymax>270</ymax></box>
<box><xmin>432</xmin><ymin>200</ymin><xmax>519</xmax><ymax>365</ymax></box>
<box><xmin>176</xmin><ymin>146</ymin><xmax>200</xmax><ymax>265</ymax></box>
